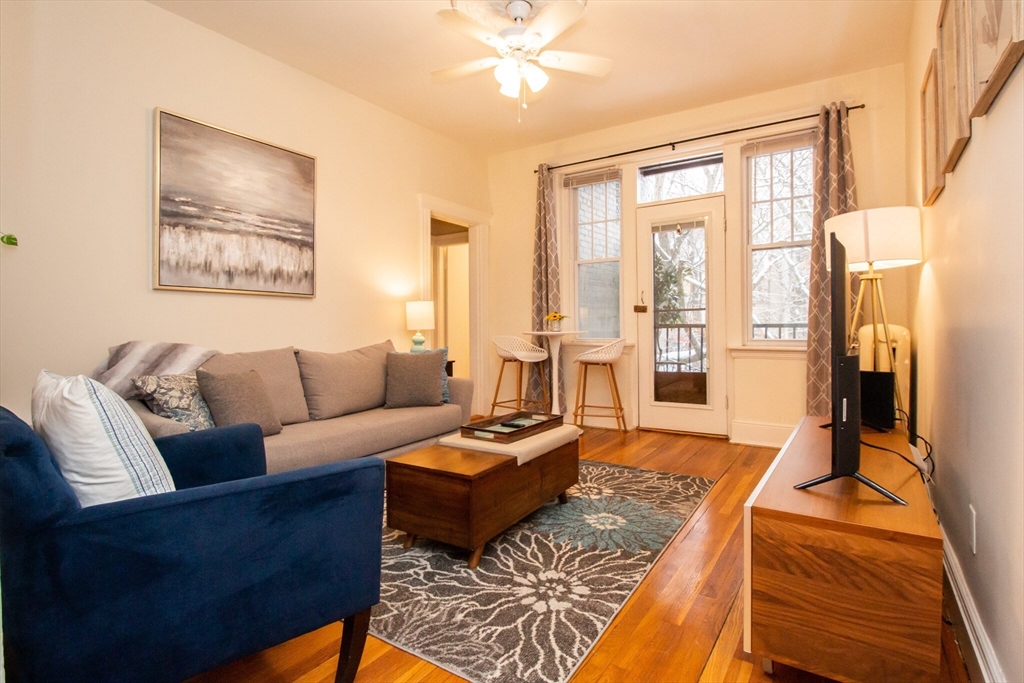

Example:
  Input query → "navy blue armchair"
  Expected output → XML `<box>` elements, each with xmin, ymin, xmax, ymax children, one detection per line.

<box><xmin>0</xmin><ymin>407</ymin><xmax>384</xmax><ymax>683</ymax></box>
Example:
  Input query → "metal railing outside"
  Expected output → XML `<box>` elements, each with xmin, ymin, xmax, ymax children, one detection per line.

<box><xmin>751</xmin><ymin>323</ymin><xmax>808</xmax><ymax>340</ymax></box>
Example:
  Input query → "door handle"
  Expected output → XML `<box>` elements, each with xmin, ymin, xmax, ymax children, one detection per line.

<box><xmin>634</xmin><ymin>290</ymin><xmax>648</xmax><ymax>313</ymax></box>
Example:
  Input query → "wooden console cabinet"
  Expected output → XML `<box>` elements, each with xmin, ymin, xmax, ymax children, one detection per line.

<box><xmin>743</xmin><ymin>417</ymin><xmax>943</xmax><ymax>682</ymax></box>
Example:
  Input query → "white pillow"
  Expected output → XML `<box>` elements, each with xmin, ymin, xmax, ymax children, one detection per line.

<box><xmin>32</xmin><ymin>370</ymin><xmax>175</xmax><ymax>507</ymax></box>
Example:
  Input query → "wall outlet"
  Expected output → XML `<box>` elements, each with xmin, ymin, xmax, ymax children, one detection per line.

<box><xmin>970</xmin><ymin>504</ymin><xmax>977</xmax><ymax>554</ymax></box>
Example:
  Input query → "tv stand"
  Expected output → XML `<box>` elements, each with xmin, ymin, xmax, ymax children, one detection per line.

<box><xmin>794</xmin><ymin>470</ymin><xmax>908</xmax><ymax>505</ymax></box>
<box><xmin>743</xmin><ymin>417</ymin><xmax>942</xmax><ymax>682</ymax></box>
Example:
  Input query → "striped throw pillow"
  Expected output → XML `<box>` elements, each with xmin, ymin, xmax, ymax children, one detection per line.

<box><xmin>32</xmin><ymin>371</ymin><xmax>175</xmax><ymax>507</ymax></box>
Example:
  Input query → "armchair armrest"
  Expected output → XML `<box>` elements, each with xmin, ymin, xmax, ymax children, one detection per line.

<box><xmin>12</xmin><ymin>457</ymin><xmax>384</xmax><ymax>683</ymax></box>
<box><xmin>155</xmin><ymin>423</ymin><xmax>266</xmax><ymax>489</ymax></box>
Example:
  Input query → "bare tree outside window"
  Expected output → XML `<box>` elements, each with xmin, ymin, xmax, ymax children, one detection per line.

<box><xmin>575</xmin><ymin>180</ymin><xmax>621</xmax><ymax>338</ymax></box>
<box><xmin>639</xmin><ymin>155</ymin><xmax>724</xmax><ymax>204</ymax></box>
<box><xmin>747</xmin><ymin>144</ymin><xmax>814</xmax><ymax>340</ymax></box>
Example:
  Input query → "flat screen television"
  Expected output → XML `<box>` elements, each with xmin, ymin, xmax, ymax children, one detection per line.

<box><xmin>794</xmin><ymin>233</ymin><xmax>906</xmax><ymax>505</ymax></box>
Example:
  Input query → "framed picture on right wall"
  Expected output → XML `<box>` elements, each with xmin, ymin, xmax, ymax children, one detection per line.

<box><xmin>968</xmin><ymin>0</ymin><xmax>1024</xmax><ymax>118</ymax></box>
<box><xmin>921</xmin><ymin>50</ymin><xmax>946</xmax><ymax>206</ymax></box>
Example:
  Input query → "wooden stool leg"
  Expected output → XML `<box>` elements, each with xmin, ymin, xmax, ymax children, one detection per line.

<box><xmin>335</xmin><ymin>608</ymin><xmax>371</xmax><ymax>683</ymax></box>
<box><xmin>576</xmin><ymin>364</ymin><xmax>590</xmax><ymax>428</ymax></box>
<box><xmin>573</xmin><ymin>362</ymin><xmax>584</xmax><ymax>425</ymax></box>
<box><xmin>515</xmin><ymin>360</ymin><xmax>524</xmax><ymax>410</ymax></box>
<box><xmin>490</xmin><ymin>359</ymin><xmax>508</xmax><ymax>417</ymax></box>
<box><xmin>538</xmin><ymin>360</ymin><xmax>550</xmax><ymax>413</ymax></box>
<box><xmin>607</xmin><ymin>363</ymin><xmax>627</xmax><ymax>432</ymax></box>
<box><xmin>468</xmin><ymin>544</ymin><xmax>486</xmax><ymax>569</ymax></box>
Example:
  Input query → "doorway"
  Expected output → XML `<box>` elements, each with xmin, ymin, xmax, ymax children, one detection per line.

<box><xmin>431</xmin><ymin>218</ymin><xmax>470</xmax><ymax>379</ymax></box>
<box><xmin>635</xmin><ymin>196</ymin><xmax>727</xmax><ymax>435</ymax></box>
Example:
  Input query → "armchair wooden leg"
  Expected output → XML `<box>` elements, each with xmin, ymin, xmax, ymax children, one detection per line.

<box><xmin>335</xmin><ymin>608</ymin><xmax>372</xmax><ymax>683</ymax></box>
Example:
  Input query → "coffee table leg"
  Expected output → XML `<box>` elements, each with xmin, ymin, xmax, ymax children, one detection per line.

<box><xmin>468</xmin><ymin>545</ymin><xmax>485</xmax><ymax>569</ymax></box>
<box><xmin>558</xmin><ymin>492</ymin><xmax>569</xmax><ymax>504</ymax></box>
<box><xmin>403</xmin><ymin>533</ymin><xmax>417</xmax><ymax>549</ymax></box>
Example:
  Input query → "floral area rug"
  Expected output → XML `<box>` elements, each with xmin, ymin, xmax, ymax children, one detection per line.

<box><xmin>370</xmin><ymin>460</ymin><xmax>715</xmax><ymax>683</ymax></box>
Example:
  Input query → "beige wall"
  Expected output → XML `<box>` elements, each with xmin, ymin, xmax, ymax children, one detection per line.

<box><xmin>904</xmin><ymin>3</ymin><xmax>1024</xmax><ymax>681</ymax></box>
<box><xmin>0</xmin><ymin>0</ymin><xmax>490</xmax><ymax>418</ymax></box>
<box><xmin>486</xmin><ymin>64</ymin><xmax>909</xmax><ymax>440</ymax></box>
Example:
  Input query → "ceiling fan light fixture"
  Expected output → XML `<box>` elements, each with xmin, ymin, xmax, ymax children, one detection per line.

<box><xmin>499</xmin><ymin>77</ymin><xmax>521</xmax><ymax>98</ymax></box>
<box><xmin>524</xmin><ymin>62</ymin><xmax>548</xmax><ymax>92</ymax></box>
<box><xmin>494</xmin><ymin>57</ymin><xmax>519</xmax><ymax>85</ymax></box>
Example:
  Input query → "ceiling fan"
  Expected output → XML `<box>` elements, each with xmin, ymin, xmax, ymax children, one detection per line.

<box><xmin>432</xmin><ymin>0</ymin><xmax>612</xmax><ymax>100</ymax></box>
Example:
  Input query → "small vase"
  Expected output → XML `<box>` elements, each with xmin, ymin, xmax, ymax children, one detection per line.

<box><xmin>548</xmin><ymin>319</ymin><xmax>561</xmax><ymax>332</ymax></box>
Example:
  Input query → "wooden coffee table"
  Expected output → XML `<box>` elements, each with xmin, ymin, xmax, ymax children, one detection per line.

<box><xmin>385</xmin><ymin>439</ymin><xmax>579</xmax><ymax>568</ymax></box>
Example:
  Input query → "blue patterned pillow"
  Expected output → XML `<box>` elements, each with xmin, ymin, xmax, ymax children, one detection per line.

<box><xmin>440</xmin><ymin>347</ymin><xmax>450</xmax><ymax>404</ymax></box>
<box><xmin>133</xmin><ymin>372</ymin><xmax>214</xmax><ymax>431</ymax></box>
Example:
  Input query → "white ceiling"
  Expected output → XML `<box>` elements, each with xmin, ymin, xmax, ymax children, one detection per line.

<box><xmin>150</xmin><ymin>0</ymin><xmax>914</xmax><ymax>156</ymax></box>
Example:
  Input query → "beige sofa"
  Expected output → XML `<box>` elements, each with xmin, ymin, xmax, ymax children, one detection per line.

<box><xmin>130</xmin><ymin>343</ymin><xmax>472</xmax><ymax>474</ymax></box>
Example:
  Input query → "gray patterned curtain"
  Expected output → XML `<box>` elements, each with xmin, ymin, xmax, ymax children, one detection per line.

<box><xmin>528</xmin><ymin>164</ymin><xmax>565</xmax><ymax>410</ymax></box>
<box><xmin>806</xmin><ymin>102</ymin><xmax>858</xmax><ymax>416</ymax></box>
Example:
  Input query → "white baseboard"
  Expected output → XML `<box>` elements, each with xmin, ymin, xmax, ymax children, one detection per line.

<box><xmin>729</xmin><ymin>420</ymin><xmax>796</xmax><ymax>448</ymax></box>
<box><xmin>942</xmin><ymin>526</ymin><xmax>1006</xmax><ymax>682</ymax></box>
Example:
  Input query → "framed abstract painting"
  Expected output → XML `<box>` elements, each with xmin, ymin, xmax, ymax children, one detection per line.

<box><xmin>968</xmin><ymin>0</ymin><xmax>1024</xmax><ymax>118</ymax></box>
<box><xmin>154</xmin><ymin>110</ymin><xmax>316</xmax><ymax>297</ymax></box>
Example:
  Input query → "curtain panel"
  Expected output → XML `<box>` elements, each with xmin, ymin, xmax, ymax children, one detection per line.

<box><xmin>528</xmin><ymin>164</ymin><xmax>565</xmax><ymax>408</ymax></box>
<box><xmin>806</xmin><ymin>102</ymin><xmax>858</xmax><ymax>417</ymax></box>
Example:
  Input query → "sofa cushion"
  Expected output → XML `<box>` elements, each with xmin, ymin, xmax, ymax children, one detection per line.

<box><xmin>295</xmin><ymin>340</ymin><xmax>394</xmax><ymax>420</ymax></box>
<box><xmin>385</xmin><ymin>351</ymin><xmax>444</xmax><ymax>409</ymax></box>
<box><xmin>132</xmin><ymin>373</ymin><xmax>215</xmax><ymax>432</ymax></box>
<box><xmin>196</xmin><ymin>369</ymin><xmax>282</xmax><ymax>437</ymax></box>
<box><xmin>31</xmin><ymin>371</ymin><xmax>176</xmax><ymax>507</ymax></box>
<box><xmin>199</xmin><ymin>347</ymin><xmax>309</xmax><ymax>425</ymax></box>
<box><xmin>263</xmin><ymin>404</ymin><xmax>463</xmax><ymax>473</ymax></box>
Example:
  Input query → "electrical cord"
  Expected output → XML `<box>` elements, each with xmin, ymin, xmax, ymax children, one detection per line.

<box><xmin>894</xmin><ymin>408</ymin><xmax>936</xmax><ymax>479</ymax></box>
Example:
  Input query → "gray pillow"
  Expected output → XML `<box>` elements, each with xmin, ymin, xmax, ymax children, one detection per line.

<box><xmin>199</xmin><ymin>347</ymin><xmax>309</xmax><ymax>425</ymax></box>
<box><xmin>296</xmin><ymin>340</ymin><xmax>395</xmax><ymax>419</ymax></box>
<box><xmin>385</xmin><ymin>351</ymin><xmax>444</xmax><ymax>409</ymax></box>
<box><xmin>132</xmin><ymin>372</ymin><xmax>215</xmax><ymax>432</ymax></box>
<box><xmin>195</xmin><ymin>368</ymin><xmax>282</xmax><ymax>437</ymax></box>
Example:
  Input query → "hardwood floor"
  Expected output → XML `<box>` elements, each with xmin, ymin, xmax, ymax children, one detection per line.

<box><xmin>191</xmin><ymin>428</ymin><xmax>970</xmax><ymax>683</ymax></box>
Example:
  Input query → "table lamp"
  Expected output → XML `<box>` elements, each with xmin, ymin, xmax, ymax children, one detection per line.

<box><xmin>826</xmin><ymin>206</ymin><xmax>922</xmax><ymax>416</ymax></box>
<box><xmin>406</xmin><ymin>300</ymin><xmax>435</xmax><ymax>354</ymax></box>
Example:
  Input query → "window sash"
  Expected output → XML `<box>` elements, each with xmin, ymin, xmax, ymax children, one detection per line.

<box><xmin>572</xmin><ymin>178</ymin><xmax>622</xmax><ymax>339</ymax></box>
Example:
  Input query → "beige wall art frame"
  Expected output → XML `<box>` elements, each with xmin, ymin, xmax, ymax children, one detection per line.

<box><xmin>937</xmin><ymin>0</ymin><xmax>973</xmax><ymax>173</ymax></box>
<box><xmin>968</xmin><ymin>0</ymin><xmax>1024</xmax><ymax>118</ymax></box>
<box><xmin>921</xmin><ymin>50</ymin><xmax>946</xmax><ymax>207</ymax></box>
<box><xmin>154</xmin><ymin>109</ymin><xmax>317</xmax><ymax>298</ymax></box>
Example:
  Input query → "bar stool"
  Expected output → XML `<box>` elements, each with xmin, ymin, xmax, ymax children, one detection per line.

<box><xmin>573</xmin><ymin>339</ymin><xmax>627</xmax><ymax>432</ymax></box>
<box><xmin>490</xmin><ymin>336</ymin><xmax>550</xmax><ymax>416</ymax></box>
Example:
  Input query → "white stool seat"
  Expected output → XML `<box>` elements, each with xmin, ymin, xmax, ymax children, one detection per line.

<box><xmin>575</xmin><ymin>339</ymin><xmax>625</xmax><ymax>365</ymax></box>
<box><xmin>494</xmin><ymin>335</ymin><xmax>549</xmax><ymax>363</ymax></box>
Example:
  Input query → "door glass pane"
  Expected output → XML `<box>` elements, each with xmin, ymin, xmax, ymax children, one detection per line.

<box><xmin>652</xmin><ymin>220</ymin><xmax>707</xmax><ymax>405</ymax></box>
<box><xmin>578</xmin><ymin>261</ymin><xmax>620</xmax><ymax>339</ymax></box>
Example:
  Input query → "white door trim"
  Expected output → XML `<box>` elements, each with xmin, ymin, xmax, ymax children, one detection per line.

<box><xmin>418</xmin><ymin>194</ymin><xmax>490</xmax><ymax>417</ymax></box>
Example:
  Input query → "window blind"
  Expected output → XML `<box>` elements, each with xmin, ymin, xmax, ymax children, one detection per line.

<box><xmin>562</xmin><ymin>167</ymin><xmax>622</xmax><ymax>188</ymax></box>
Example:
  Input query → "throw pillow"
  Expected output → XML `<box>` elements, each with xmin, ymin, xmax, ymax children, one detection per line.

<box><xmin>198</xmin><ymin>347</ymin><xmax>309</xmax><ymax>425</ymax></box>
<box><xmin>132</xmin><ymin>372</ymin><xmax>215</xmax><ymax>432</ymax></box>
<box><xmin>31</xmin><ymin>370</ymin><xmax>176</xmax><ymax>507</ymax></box>
<box><xmin>384</xmin><ymin>351</ymin><xmax>444</xmax><ymax>409</ymax></box>
<box><xmin>195</xmin><ymin>368</ymin><xmax>283</xmax><ymax>437</ymax></box>
<box><xmin>295</xmin><ymin>340</ymin><xmax>395</xmax><ymax>420</ymax></box>
<box><xmin>439</xmin><ymin>347</ymin><xmax>450</xmax><ymax>404</ymax></box>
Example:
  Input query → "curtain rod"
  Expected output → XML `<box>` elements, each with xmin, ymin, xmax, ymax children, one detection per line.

<box><xmin>537</xmin><ymin>104</ymin><xmax>866</xmax><ymax>173</ymax></box>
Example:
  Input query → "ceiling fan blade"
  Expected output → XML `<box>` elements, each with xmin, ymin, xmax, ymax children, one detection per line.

<box><xmin>537</xmin><ymin>51</ymin><xmax>612</xmax><ymax>78</ymax></box>
<box><xmin>525</xmin><ymin>1</ymin><xmax>586</xmax><ymax>49</ymax></box>
<box><xmin>431</xmin><ymin>57</ymin><xmax>501</xmax><ymax>84</ymax></box>
<box><xmin>436</xmin><ymin>9</ymin><xmax>504</xmax><ymax>48</ymax></box>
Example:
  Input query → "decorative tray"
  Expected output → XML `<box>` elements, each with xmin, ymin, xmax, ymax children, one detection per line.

<box><xmin>460</xmin><ymin>411</ymin><xmax>564</xmax><ymax>444</ymax></box>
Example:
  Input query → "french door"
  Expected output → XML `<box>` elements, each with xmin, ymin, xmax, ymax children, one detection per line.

<box><xmin>635</xmin><ymin>196</ymin><xmax>727</xmax><ymax>435</ymax></box>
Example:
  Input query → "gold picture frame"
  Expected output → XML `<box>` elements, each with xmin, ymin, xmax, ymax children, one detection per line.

<box><xmin>968</xmin><ymin>0</ymin><xmax>1024</xmax><ymax>118</ymax></box>
<box><xmin>937</xmin><ymin>0</ymin><xmax>973</xmax><ymax>173</ymax></box>
<box><xmin>921</xmin><ymin>50</ymin><xmax>946</xmax><ymax>206</ymax></box>
<box><xmin>154</xmin><ymin>109</ymin><xmax>316</xmax><ymax>298</ymax></box>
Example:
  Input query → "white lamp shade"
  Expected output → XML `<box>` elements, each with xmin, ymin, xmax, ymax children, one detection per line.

<box><xmin>825</xmin><ymin>207</ymin><xmax>922</xmax><ymax>272</ymax></box>
<box><xmin>405</xmin><ymin>301</ymin><xmax>435</xmax><ymax>331</ymax></box>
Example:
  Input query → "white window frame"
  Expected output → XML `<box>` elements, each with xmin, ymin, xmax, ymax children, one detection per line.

<box><xmin>636</xmin><ymin>152</ymin><xmax>725</xmax><ymax>206</ymax></box>
<box><xmin>563</xmin><ymin>169</ymin><xmax>624</xmax><ymax>342</ymax></box>
<box><xmin>741</xmin><ymin>131</ymin><xmax>815</xmax><ymax>346</ymax></box>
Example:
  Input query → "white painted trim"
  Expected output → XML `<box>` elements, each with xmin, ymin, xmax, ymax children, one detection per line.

<box><xmin>418</xmin><ymin>194</ymin><xmax>491</xmax><ymax>417</ymax></box>
<box><xmin>743</xmin><ymin>417</ymin><xmax>804</xmax><ymax>653</ymax></box>
<box><xmin>730</xmin><ymin>419</ymin><xmax>798</xmax><ymax>447</ymax></box>
<box><xmin>942</xmin><ymin>526</ymin><xmax>1007</xmax><ymax>683</ymax></box>
<box><xmin>728</xmin><ymin>346</ymin><xmax>808</xmax><ymax>360</ymax></box>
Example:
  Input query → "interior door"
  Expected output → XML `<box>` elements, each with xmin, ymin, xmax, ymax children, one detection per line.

<box><xmin>636</xmin><ymin>196</ymin><xmax>727</xmax><ymax>434</ymax></box>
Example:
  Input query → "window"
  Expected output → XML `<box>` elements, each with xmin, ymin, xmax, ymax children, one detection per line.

<box><xmin>638</xmin><ymin>153</ymin><xmax>724</xmax><ymax>203</ymax></box>
<box><xmin>745</xmin><ymin>135</ymin><xmax>814</xmax><ymax>341</ymax></box>
<box><xmin>566</xmin><ymin>169</ymin><xmax>622</xmax><ymax>339</ymax></box>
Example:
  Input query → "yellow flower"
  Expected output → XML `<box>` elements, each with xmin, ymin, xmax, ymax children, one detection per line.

<box><xmin>545</xmin><ymin>312</ymin><xmax>568</xmax><ymax>321</ymax></box>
